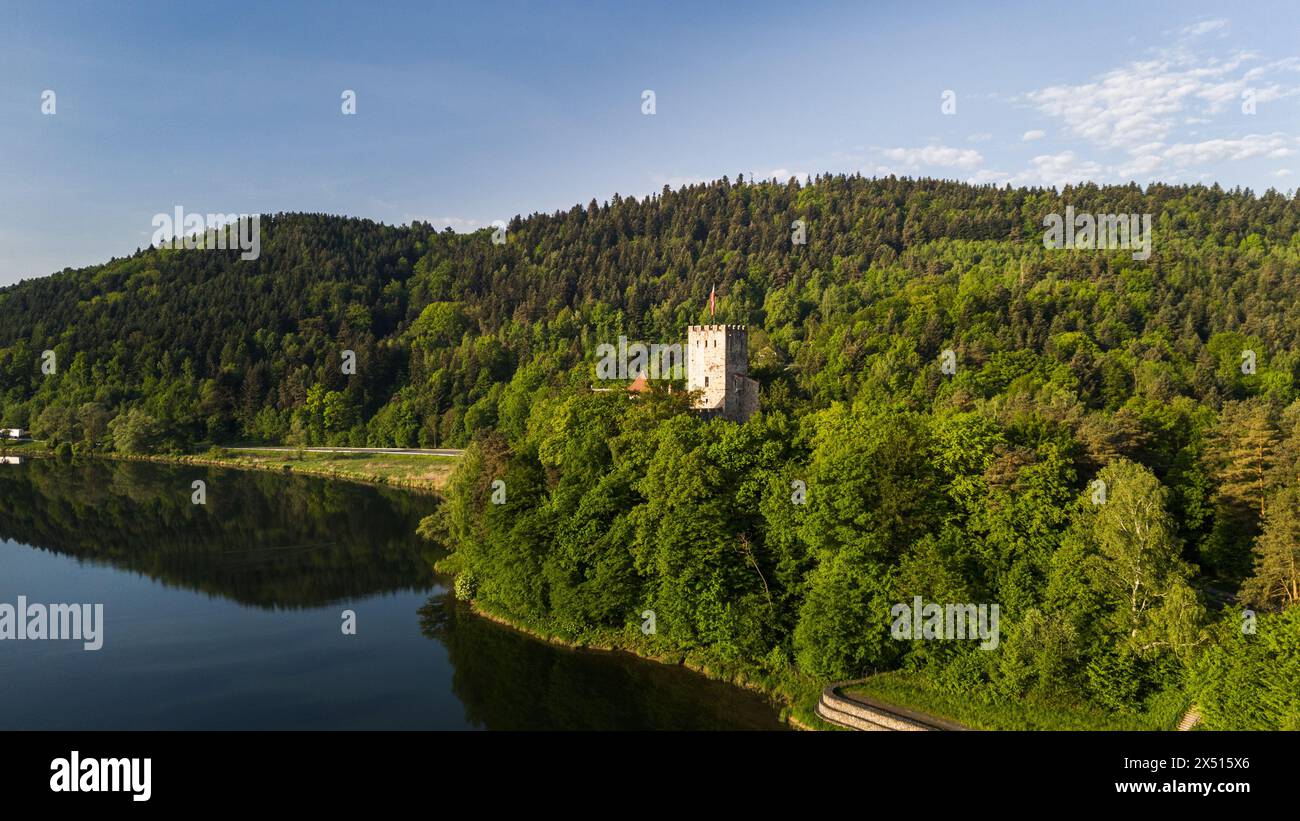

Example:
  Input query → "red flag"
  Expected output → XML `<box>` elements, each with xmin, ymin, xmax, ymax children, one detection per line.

<box><xmin>709</xmin><ymin>284</ymin><xmax>716</xmax><ymax>318</ymax></box>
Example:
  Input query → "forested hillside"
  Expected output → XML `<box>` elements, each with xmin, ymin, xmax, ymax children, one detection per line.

<box><xmin>3</xmin><ymin>175</ymin><xmax>1299</xmax><ymax>727</ymax></box>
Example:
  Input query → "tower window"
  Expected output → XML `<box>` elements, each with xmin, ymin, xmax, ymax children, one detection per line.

<box><xmin>704</xmin><ymin>377</ymin><xmax>709</xmax><ymax>387</ymax></box>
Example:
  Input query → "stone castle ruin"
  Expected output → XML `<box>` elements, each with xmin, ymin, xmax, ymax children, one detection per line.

<box><xmin>686</xmin><ymin>324</ymin><xmax>759</xmax><ymax>423</ymax></box>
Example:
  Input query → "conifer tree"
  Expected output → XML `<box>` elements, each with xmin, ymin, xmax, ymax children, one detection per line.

<box><xmin>1241</xmin><ymin>486</ymin><xmax>1300</xmax><ymax>611</ymax></box>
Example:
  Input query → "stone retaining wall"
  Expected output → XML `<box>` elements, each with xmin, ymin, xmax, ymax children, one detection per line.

<box><xmin>816</xmin><ymin>683</ymin><xmax>967</xmax><ymax>731</ymax></box>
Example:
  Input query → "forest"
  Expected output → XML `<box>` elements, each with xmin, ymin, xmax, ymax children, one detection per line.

<box><xmin>2</xmin><ymin>175</ymin><xmax>1298</xmax><ymax>728</ymax></box>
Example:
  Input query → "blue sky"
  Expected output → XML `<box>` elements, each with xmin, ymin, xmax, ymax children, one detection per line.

<box><xmin>2</xmin><ymin>0</ymin><xmax>1298</xmax><ymax>285</ymax></box>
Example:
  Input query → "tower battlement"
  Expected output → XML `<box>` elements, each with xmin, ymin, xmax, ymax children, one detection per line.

<box><xmin>688</xmin><ymin>324</ymin><xmax>749</xmax><ymax>333</ymax></box>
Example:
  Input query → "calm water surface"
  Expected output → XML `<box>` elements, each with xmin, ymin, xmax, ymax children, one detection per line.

<box><xmin>0</xmin><ymin>459</ymin><xmax>785</xmax><ymax>730</ymax></box>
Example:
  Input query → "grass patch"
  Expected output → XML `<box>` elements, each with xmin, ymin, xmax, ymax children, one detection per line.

<box><xmin>845</xmin><ymin>671</ymin><xmax>1187</xmax><ymax>731</ymax></box>
<box><xmin>32</xmin><ymin>446</ymin><xmax>461</xmax><ymax>493</ymax></box>
<box><xmin>219</xmin><ymin>449</ymin><xmax>458</xmax><ymax>491</ymax></box>
<box><xmin>0</xmin><ymin>440</ymin><xmax>45</xmax><ymax>455</ymax></box>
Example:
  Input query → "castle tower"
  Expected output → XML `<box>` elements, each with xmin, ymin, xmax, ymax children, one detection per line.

<box><xmin>687</xmin><ymin>324</ymin><xmax>759</xmax><ymax>422</ymax></box>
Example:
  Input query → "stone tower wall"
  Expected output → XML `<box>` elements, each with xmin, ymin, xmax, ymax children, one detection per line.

<box><xmin>687</xmin><ymin>324</ymin><xmax>756</xmax><ymax>421</ymax></box>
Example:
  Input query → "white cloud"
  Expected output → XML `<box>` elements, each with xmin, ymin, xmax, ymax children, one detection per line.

<box><xmin>1162</xmin><ymin>133</ymin><xmax>1295</xmax><ymax>166</ymax></box>
<box><xmin>968</xmin><ymin>151</ymin><xmax>1103</xmax><ymax>189</ymax></box>
<box><xmin>967</xmin><ymin>168</ymin><xmax>1011</xmax><ymax>186</ymax></box>
<box><xmin>1012</xmin><ymin>27</ymin><xmax>1300</xmax><ymax>184</ymax></box>
<box><xmin>881</xmin><ymin>145</ymin><xmax>984</xmax><ymax>169</ymax></box>
<box><xmin>1017</xmin><ymin>151</ymin><xmax>1104</xmax><ymax>187</ymax></box>
<box><xmin>967</xmin><ymin>132</ymin><xmax>993</xmax><ymax>143</ymax></box>
<box><xmin>765</xmin><ymin>168</ymin><xmax>811</xmax><ymax>182</ymax></box>
<box><xmin>1025</xmin><ymin>48</ymin><xmax>1299</xmax><ymax>153</ymax></box>
<box><xmin>1022</xmin><ymin>130</ymin><xmax>1046</xmax><ymax>141</ymax></box>
<box><xmin>1182</xmin><ymin>19</ymin><xmax>1228</xmax><ymax>38</ymax></box>
<box><xmin>1275</xmin><ymin>168</ymin><xmax>1292</xmax><ymax>177</ymax></box>
<box><xmin>1117</xmin><ymin>153</ymin><xmax>1165</xmax><ymax>179</ymax></box>
<box><xmin>979</xmin><ymin>134</ymin><xmax>1298</xmax><ymax>187</ymax></box>
<box><xmin>1028</xmin><ymin>58</ymin><xmax>1211</xmax><ymax>150</ymax></box>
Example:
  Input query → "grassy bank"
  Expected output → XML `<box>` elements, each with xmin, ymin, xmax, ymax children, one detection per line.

<box><xmin>0</xmin><ymin>440</ymin><xmax>42</xmax><ymax>455</ymax></box>
<box><xmin>0</xmin><ymin>441</ymin><xmax>455</xmax><ymax>494</ymax></box>
<box><xmin>206</xmin><ymin>448</ymin><xmax>457</xmax><ymax>492</ymax></box>
<box><xmin>845</xmin><ymin>671</ymin><xmax>1189</xmax><ymax>731</ymax></box>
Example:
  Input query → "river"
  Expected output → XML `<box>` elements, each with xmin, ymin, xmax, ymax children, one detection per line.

<box><xmin>0</xmin><ymin>458</ymin><xmax>785</xmax><ymax>730</ymax></box>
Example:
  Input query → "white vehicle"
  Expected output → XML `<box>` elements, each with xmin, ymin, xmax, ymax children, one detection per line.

<box><xmin>1</xmin><ymin>429</ymin><xmax>26</xmax><ymax>439</ymax></box>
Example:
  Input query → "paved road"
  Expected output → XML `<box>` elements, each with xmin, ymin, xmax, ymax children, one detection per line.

<box><xmin>230</xmin><ymin>446</ymin><xmax>464</xmax><ymax>457</ymax></box>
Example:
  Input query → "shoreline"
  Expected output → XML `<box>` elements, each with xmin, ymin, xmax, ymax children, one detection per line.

<box><xmin>465</xmin><ymin>602</ymin><xmax>823</xmax><ymax>730</ymax></box>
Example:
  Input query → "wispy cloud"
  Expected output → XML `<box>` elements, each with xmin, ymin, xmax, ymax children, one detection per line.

<box><xmin>968</xmin><ymin>18</ymin><xmax>1300</xmax><ymax>186</ymax></box>
<box><xmin>1162</xmin><ymin>134</ymin><xmax>1294</xmax><ymax>166</ymax></box>
<box><xmin>764</xmin><ymin>168</ymin><xmax>812</xmax><ymax>182</ymax></box>
<box><xmin>970</xmin><ymin>151</ymin><xmax>1104</xmax><ymax>188</ymax></box>
<box><xmin>1023</xmin><ymin>53</ymin><xmax>1277</xmax><ymax>152</ymax></box>
<box><xmin>881</xmin><ymin>145</ymin><xmax>984</xmax><ymax>170</ymax></box>
<box><xmin>1182</xmin><ymin>18</ymin><xmax>1229</xmax><ymax>38</ymax></box>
